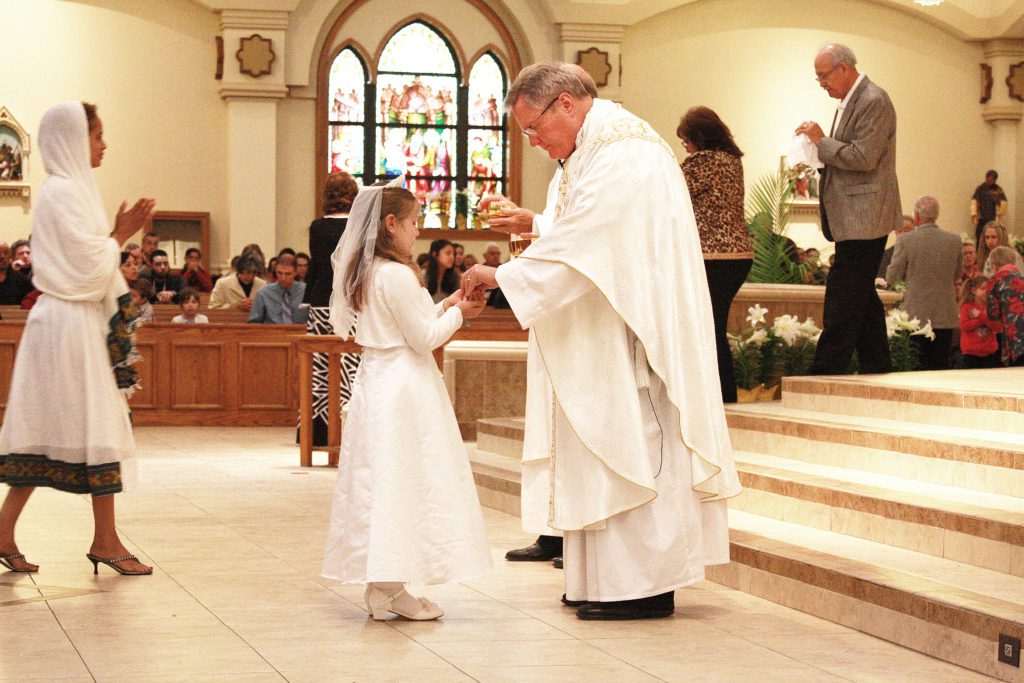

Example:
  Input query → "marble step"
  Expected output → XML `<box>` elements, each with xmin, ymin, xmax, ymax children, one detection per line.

<box><xmin>715</xmin><ymin>511</ymin><xmax>1024</xmax><ymax>682</ymax></box>
<box><xmin>464</xmin><ymin>442</ymin><xmax>1024</xmax><ymax>680</ymax></box>
<box><xmin>727</xmin><ymin>402</ymin><xmax>1024</xmax><ymax>498</ymax></box>
<box><xmin>475</xmin><ymin>416</ymin><xmax>1024</xmax><ymax>577</ymax></box>
<box><xmin>781</xmin><ymin>368</ymin><xmax>1024</xmax><ymax>434</ymax></box>
<box><xmin>476</xmin><ymin>416</ymin><xmax>526</xmax><ymax>458</ymax></box>
<box><xmin>732</xmin><ymin>449</ymin><xmax>1024</xmax><ymax>577</ymax></box>
<box><xmin>465</xmin><ymin>442</ymin><xmax>520</xmax><ymax>518</ymax></box>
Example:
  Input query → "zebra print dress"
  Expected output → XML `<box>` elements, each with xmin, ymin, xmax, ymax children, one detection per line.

<box><xmin>304</xmin><ymin>306</ymin><xmax>360</xmax><ymax>447</ymax></box>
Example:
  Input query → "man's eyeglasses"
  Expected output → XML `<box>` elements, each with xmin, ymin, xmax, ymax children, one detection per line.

<box><xmin>816</xmin><ymin>68</ymin><xmax>837</xmax><ymax>83</ymax></box>
<box><xmin>520</xmin><ymin>95</ymin><xmax>562</xmax><ymax>137</ymax></box>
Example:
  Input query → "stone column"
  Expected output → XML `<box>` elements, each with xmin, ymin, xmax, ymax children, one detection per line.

<box><xmin>982</xmin><ymin>39</ymin><xmax>1024</xmax><ymax>237</ymax></box>
<box><xmin>218</xmin><ymin>10</ymin><xmax>289</xmax><ymax>269</ymax></box>
<box><xmin>558</xmin><ymin>23</ymin><xmax>625</xmax><ymax>102</ymax></box>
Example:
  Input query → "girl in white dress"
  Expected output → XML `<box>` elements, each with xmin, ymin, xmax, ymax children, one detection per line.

<box><xmin>0</xmin><ymin>102</ymin><xmax>154</xmax><ymax>575</ymax></box>
<box><xmin>322</xmin><ymin>179</ymin><xmax>492</xmax><ymax>620</ymax></box>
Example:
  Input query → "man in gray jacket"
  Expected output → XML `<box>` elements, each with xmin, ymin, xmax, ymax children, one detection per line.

<box><xmin>886</xmin><ymin>196</ymin><xmax>963</xmax><ymax>370</ymax></box>
<box><xmin>796</xmin><ymin>43</ymin><xmax>901</xmax><ymax>375</ymax></box>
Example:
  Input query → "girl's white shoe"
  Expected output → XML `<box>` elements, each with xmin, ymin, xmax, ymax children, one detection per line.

<box><xmin>364</xmin><ymin>584</ymin><xmax>444</xmax><ymax>621</ymax></box>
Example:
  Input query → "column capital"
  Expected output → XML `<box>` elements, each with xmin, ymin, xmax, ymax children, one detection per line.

<box><xmin>981</xmin><ymin>105</ymin><xmax>1023</xmax><ymax>123</ymax></box>
<box><xmin>983</xmin><ymin>38</ymin><xmax>1024</xmax><ymax>60</ymax></box>
<box><xmin>558</xmin><ymin>23</ymin><xmax>625</xmax><ymax>43</ymax></box>
<box><xmin>219</xmin><ymin>9</ymin><xmax>289</xmax><ymax>32</ymax></box>
<box><xmin>218</xmin><ymin>10</ymin><xmax>289</xmax><ymax>102</ymax></box>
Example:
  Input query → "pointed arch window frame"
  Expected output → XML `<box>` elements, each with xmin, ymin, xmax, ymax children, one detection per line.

<box><xmin>317</xmin><ymin>13</ymin><xmax>520</xmax><ymax>225</ymax></box>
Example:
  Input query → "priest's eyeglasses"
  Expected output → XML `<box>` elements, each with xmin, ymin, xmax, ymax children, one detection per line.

<box><xmin>520</xmin><ymin>95</ymin><xmax>562</xmax><ymax>137</ymax></box>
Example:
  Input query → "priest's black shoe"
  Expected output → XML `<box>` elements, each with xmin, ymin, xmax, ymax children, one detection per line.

<box><xmin>561</xmin><ymin>593</ymin><xmax>587</xmax><ymax>607</ymax></box>
<box><xmin>552</xmin><ymin>556</ymin><xmax>563</xmax><ymax>569</ymax></box>
<box><xmin>576</xmin><ymin>591</ymin><xmax>675</xmax><ymax>620</ymax></box>
<box><xmin>504</xmin><ymin>535</ymin><xmax>562</xmax><ymax>562</ymax></box>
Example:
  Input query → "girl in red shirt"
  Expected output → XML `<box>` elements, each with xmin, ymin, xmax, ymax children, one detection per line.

<box><xmin>956</xmin><ymin>275</ymin><xmax>1002</xmax><ymax>368</ymax></box>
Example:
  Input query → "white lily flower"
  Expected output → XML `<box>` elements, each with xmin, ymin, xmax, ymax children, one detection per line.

<box><xmin>772</xmin><ymin>314</ymin><xmax>800</xmax><ymax>345</ymax></box>
<box><xmin>747</xmin><ymin>304</ymin><xmax>768</xmax><ymax>326</ymax></box>
<box><xmin>798</xmin><ymin>317</ymin><xmax>821</xmax><ymax>338</ymax></box>
<box><xmin>748</xmin><ymin>329</ymin><xmax>768</xmax><ymax>346</ymax></box>
<box><xmin>912</xmin><ymin>320</ymin><xmax>936</xmax><ymax>340</ymax></box>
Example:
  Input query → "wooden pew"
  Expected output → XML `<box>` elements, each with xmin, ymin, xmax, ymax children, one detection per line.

<box><xmin>0</xmin><ymin>304</ymin><xmax>248</xmax><ymax>324</ymax></box>
<box><xmin>0</xmin><ymin>317</ymin><xmax>305</xmax><ymax>426</ymax></box>
<box><xmin>0</xmin><ymin>307</ymin><xmax>529</xmax><ymax>427</ymax></box>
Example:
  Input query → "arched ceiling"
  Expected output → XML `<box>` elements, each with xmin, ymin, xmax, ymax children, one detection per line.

<box><xmin>541</xmin><ymin>0</ymin><xmax>1024</xmax><ymax>40</ymax></box>
<box><xmin>184</xmin><ymin>0</ymin><xmax>1024</xmax><ymax>40</ymax></box>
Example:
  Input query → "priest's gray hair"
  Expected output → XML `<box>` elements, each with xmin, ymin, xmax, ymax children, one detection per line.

<box><xmin>913</xmin><ymin>195</ymin><xmax>939</xmax><ymax>223</ymax></box>
<box><xmin>819</xmin><ymin>43</ymin><xmax>858</xmax><ymax>68</ymax></box>
<box><xmin>505</xmin><ymin>62</ymin><xmax>592</xmax><ymax>111</ymax></box>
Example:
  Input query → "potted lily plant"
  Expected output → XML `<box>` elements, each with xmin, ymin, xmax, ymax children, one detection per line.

<box><xmin>729</xmin><ymin>305</ymin><xmax>821</xmax><ymax>402</ymax></box>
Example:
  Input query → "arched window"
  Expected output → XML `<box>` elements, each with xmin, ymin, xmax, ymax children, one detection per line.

<box><xmin>324</xmin><ymin>20</ymin><xmax>509</xmax><ymax>228</ymax></box>
<box><xmin>327</xmin><ymin>47</ymin><xmax>368</xmax><ymax>179</ymax></box>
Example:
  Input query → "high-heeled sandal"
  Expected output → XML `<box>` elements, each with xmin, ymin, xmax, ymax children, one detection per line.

<box><xmin>364</xmin><ymin>585</ymin><xmax>444</xmax><ymax>621</ymax></box>
<box><xmin>0</xmin><ymin>552</ymin><xmax>37</xmax><ymax>573</ymax></box>
<box><xmin>86</xmin><ymin>553</ymin><xmax>152</xmax><ymax>576</ymax></box>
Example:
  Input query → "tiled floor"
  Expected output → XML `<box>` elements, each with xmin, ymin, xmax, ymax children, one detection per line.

<box><xmin>0</xmin><ymin>427</ymin><xmax>994</xmax><ymax>682</ymax></box>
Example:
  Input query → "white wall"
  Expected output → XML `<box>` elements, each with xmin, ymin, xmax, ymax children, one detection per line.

<box><xmin>3</xmin><ymin>0</ymin><xmax>228</xmax><ymax>263</ymax></box>
<box><xmin>621</xmin><ymin>0</ymin><xmax>994</xmax><ymax>254</ymax></box>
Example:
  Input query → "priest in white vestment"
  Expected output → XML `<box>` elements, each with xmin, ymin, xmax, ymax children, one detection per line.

<box><xmin>481</xmin><ymin>171</ymin><xmax>564</xmax><ymax>564</ymax></box>
<box><xmin>463</xmin><ymin>62</ymin><xmax>741</xmax><ymax>620</ymax></box>
<box><xmin>480</xmin><ymin>64</ymin><xmax>599</xmax><ymax>568</ymax></box>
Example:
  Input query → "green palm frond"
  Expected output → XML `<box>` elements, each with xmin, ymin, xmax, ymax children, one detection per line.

<box><xmin>745</xmin><ymin>165</ymin><xmax>813</xmax><ymax>285</ymax></box>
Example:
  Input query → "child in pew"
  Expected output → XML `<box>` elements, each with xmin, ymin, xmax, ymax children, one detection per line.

<box><xmin>171</xmin><ymin>288</ymin><xmax>208</xmax><ymax>324</ymax></box>
<box><xmin>321</xmin><ymin>178</ymin><xmax>492</xmax><ymax>621</ymax></box>
<box><xmin>128</xmin><ymin>279</ymin><xmax>153</xmax><ymax>323</ymax></box>
<box><xmin>956</xmin><ymin>275</ymin><xmax>1001</xmax><ymax>368</ymax></box>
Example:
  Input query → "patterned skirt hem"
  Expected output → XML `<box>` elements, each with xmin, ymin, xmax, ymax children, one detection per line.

<box><xmin>0</xmin><ymin>453</ymin><xmax>123</xmax><ymax>496</ymax></box>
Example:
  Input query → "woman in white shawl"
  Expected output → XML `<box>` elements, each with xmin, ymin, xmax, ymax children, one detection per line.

<box><xmin>0</xmin><ymin>102</ymin><xmax>155</xmax><ymax>575</ymax></box>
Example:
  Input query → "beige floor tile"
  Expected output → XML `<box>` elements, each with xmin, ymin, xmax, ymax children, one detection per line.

<box><xmin>588</xmin><ymin>635</ymin><xmax>845</xmax><ymax>682</ymax></box>
<box><xmin>468</xmin><ymin>664</ymin><xmax>660</xmax><ymax>682</ymax></box>
<box><xmin>282</xmin><ymin>667</ymin><xmax>475</xmax><ymax>682</ymax></box>
<box><xmin>245</xmin><ymin>630</ymin><xmax>451</xmax><ymax>673</ymax></box>
<box><xmin>94</xmin><ymin>675</ymin><xmax>286</xmax><ymax>683</ymax></box>
<box><xmin>0</xmin><ymin>648</ymin><xmax>91</xmax><ymax>679</ymax></box>
<box><xmin>743</xmin><ymin>632</ymin><xmax>995</xmax><ymax>682</ymax></box>
<box><xmin>50</xmin><ymin>596</ymin><xmax>222</xmax><ymax>631</ymax></box>
<box><xmin>0</xmin><ymin>610</ymin><xmax>77</xmax><ymax>654</ymax></box>
<box><xmin>390</xmin><ymin>616</ymin><xmax>574</xmax><ymax>642</ymax></box>
<box><xmin>419</xmin><ymin>598</ymin><xmax>532</xmax><ymax>620</ymax></box>
<box><xmin>425</xmin><ymin>638</ymin><xmax>628</xmax><ymax>670</ymax></box>
<box><xmin>65</xmin><ymin>625</ymin><xmax>274</xmax><ymax>678</ymax></box>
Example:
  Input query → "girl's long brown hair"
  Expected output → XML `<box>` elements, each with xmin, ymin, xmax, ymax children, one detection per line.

<box><xmin>347</xmin><ymin>187</ymin><xmax>421</xmax><ymax>312</ymax></box>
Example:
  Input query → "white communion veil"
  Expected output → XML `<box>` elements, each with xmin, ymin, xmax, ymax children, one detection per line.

<box><xmin>328</xmin><ymin>175</ymin><xmax>407</xmax><ymax>335</ymax></box>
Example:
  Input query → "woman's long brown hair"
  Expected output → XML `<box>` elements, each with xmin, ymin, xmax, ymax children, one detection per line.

<box><xmin>347</xmin><ymin>187</ymin><xmax>421</xmax><ymax>312</ymax></box>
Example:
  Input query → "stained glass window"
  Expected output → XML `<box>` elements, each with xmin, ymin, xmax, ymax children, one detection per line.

<box><xmin>327</xmin><ymin>48</ymin><xmax>367</xmax><ymax>178</ymax></box>
<box><xmin>325</xmin><ymin>21</ymin><xmax>508</xmax><ymax>229</ymax></box>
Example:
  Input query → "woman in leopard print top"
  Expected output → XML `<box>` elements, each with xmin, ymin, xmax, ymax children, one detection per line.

<box><xmin>678</xmin><ymin>106</ymin><xmax>753</xmax><ymax>403</ymax></box>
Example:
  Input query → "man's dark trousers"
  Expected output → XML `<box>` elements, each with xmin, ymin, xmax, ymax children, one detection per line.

<box><xmin>809</xmin><ymin>236</ymin><xmax>892</xmax><ymax>375</ymax></box>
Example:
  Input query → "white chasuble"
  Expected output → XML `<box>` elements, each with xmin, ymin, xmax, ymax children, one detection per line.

<box><xmin>495</xmin><ymin>99</ymin><xmax>740</xmax><ymax>600</ymax></box>
<box><xmin>520</xmin><ymin>169</ymin><xmax>561</xmax><ymax>536</ymax></box>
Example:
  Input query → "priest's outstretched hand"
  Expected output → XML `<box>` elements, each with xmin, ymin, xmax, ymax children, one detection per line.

<box><xmin>461</xmin><ymin>265</ymin><xmax>497</xmax><ymax>298</ymax></box>
<box><xmin>477</xmin><ymin>194</ymin><xmax>538</xmax><ymax>238</ymax></box>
